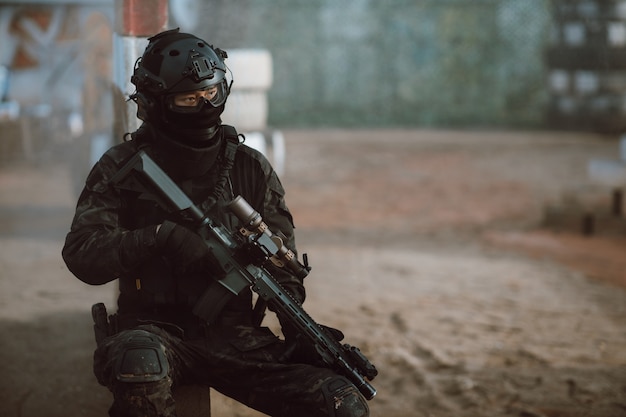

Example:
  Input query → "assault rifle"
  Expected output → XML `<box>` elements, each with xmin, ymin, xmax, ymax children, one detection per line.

<box><xmin>110</xmin><ymin>150</ymin><xmax>378</xmax><ymax>400</ymax></box>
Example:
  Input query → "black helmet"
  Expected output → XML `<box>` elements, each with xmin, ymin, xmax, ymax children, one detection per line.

<box><xmin>130</xmin><ymin>28</ymin><xmax>231</xmax><ymax>142</ymax></box>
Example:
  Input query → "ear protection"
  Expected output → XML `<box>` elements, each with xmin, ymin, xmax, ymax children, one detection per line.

<box><xmin>128</xmin><ymin>91</ymin><xmax>155</xmax><ymax>122</ymax></box>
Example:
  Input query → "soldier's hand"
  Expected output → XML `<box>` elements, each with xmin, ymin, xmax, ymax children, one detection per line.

<box><xmin>280</xmin><ymin>323</ymin><xmax>344</xmax><ymax>365</ymax></box>
<box><xmin>156</xmin><ymin>220</ymin><xmax>213</xmax><ymax>275</ymax></box>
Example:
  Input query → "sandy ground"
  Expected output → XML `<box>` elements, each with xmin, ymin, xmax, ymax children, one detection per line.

<box><xmin>1</xmin><ymin>129</ymin><xmax>625</xmax><ymax>417</ymax></box>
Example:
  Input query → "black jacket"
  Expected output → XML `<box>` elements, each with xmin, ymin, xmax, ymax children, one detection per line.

<box><xmin>62</xmin><ymin>125</ymin><xmax>304</xmax><ymax>329</ymax></box>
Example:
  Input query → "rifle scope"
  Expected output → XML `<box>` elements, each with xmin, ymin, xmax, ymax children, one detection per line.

<box><xmin>228</xmin><ymin>195</ymin><xmax>310</xmax><ymax>279</ymax></box>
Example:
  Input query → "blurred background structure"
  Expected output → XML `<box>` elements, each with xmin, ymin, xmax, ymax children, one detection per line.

<box><xmin>1</xmin><ymin>3</ymin><xmax>626</xmax><ymax>416</ymax></box>
<box><xmin>0</xmin><ymin>0</ymin><xmax>626</xmax><ymax>166</ymax></box>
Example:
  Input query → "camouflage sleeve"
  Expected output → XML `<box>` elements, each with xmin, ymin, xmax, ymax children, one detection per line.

<box><xmin>62</xmin><ymin>150</ymin><xmax>131</xmax><ymax>285</ymax></box>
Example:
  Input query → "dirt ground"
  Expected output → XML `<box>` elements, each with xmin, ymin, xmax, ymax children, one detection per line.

<box><xmin>0</xmin><ymin>128</ymin><xmax>625</xmax><ymax>417</ymax></box>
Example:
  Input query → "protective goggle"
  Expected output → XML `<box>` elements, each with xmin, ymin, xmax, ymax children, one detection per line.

<box><xmin>165</xmin><ymin>80</ymin><xmax>229</xmax><ymax>113</ymax></box>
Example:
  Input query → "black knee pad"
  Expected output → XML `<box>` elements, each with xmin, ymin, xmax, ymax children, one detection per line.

<box><xmin>321</xmin><ymin>376</ymin><xmax>369</xmax><ymax>417</ymax></box>
<box><xmin>114</xmin><ymin>331</ymin><xmax>169</xmax><ymax>383</ymax></box>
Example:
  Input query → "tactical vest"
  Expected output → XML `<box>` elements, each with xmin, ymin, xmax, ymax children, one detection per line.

<box><xmin>116</xmin><ymin>125</ymin><xmax>245</xmax><ymax>323</ymax></box>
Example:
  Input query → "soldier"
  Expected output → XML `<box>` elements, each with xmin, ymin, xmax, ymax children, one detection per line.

<box><xmin>62</xmin><ymin>29</ymin><xmax>369</xmax><ymax>417</ymax></box>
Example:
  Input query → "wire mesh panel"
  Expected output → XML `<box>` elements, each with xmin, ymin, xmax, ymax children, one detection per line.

<box><xmin>271</xmin><ymin>0</ymin><xmax>553</xmax><ymax>128</ymax></box>
<box><xmin>177</xmin><ymin>0</ymin><xmax>554</xmax><ymax>129</ymax></box>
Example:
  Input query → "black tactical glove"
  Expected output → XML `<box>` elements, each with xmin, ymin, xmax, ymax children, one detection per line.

<box><xmin>155</xmin><ymin>220</ymin><xmax>214</xmax><ymax>275</ymax></box>
<box><xmin>119</xmin><ymin>221</ymin><xmax>214</xmax><ymax>275</ymax></box>
<box><xmin>280</xmin><ymin>321</ymin><xmax>345</xmax><ymax>365</ymax></box>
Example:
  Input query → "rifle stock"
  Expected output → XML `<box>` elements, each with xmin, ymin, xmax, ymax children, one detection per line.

<box><xmin>110</xmin><ymin>150</ymin><xmax>378</xmax><ymax>400</ymax></box>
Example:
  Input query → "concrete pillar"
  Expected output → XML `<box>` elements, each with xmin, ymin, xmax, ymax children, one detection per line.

<box><xmin>112</xmin><ymin>0</ymin><xmax>167</xmax><ymax>140</ymax></box>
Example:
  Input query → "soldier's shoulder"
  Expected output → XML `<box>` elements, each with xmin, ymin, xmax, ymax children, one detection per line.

<box><xmin>102</xmin><ymin>140</ymin><xmax>140</xmax><ymax>166</ymax></box>
<box><xmin>86</xmin><ymin>141</ymin><xmax>140</xmax><ymax>187</ymax></box>
<box><xmin>105</xmin><ymin>140</ymin><xmax>137</xmax><ymax>161</ymax></box>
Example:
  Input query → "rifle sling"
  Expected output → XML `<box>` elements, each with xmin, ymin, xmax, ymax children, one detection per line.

<box><xmin>192</xmin><ymin>124</ymin><xmax>241</xmax><ymax>325</ymax></box>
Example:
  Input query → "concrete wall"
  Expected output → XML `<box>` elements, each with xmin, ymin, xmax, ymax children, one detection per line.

<box><xmin>0</xmin><ymin>2</ymin><xmax>113</xmax><ymax>110</ymax></box>
<box><xmin>0</xmin><ymin>2</ymin><xmax>114</xmax><ymax>166</ymax></box>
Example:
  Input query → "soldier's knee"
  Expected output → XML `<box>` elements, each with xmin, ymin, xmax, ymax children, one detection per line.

<box><xmin>109</xmin><ymin>379</ymin><xmax>176</xmax><ymax>417</ymax></box>
<box><xmin>321</xmin><ymin>376</ymin><xmax>369</xmax><ymax>417</ymax></box>
<box><xmin>114</xmin><ymin>331</ymin><xmax>169</xmax><ymax>383</ymax></box>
